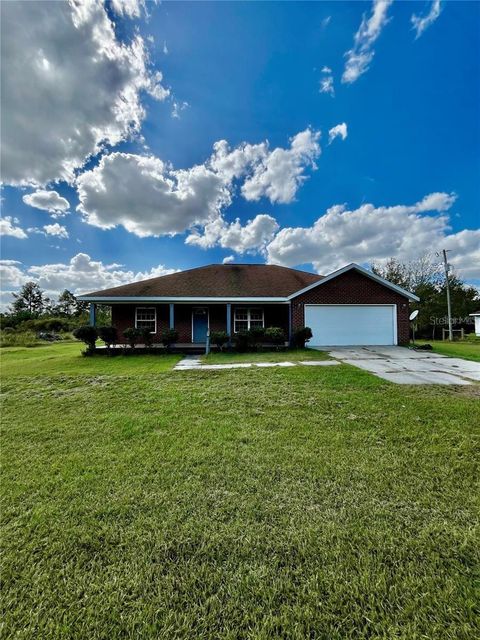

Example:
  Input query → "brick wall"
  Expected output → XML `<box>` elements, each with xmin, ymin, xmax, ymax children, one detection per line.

<box><xmin>291</xmin><ymin>270</ymin><xmax>410</xmax><ymax>345</ymax></box>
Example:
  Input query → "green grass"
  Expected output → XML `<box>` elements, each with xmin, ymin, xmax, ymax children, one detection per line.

<box><xmin>202</xmin><ymin>348</ymin><xmax>329</xmax><ymax>364</ymax></box>
<box><xmin>0</xmin><ymin>341</ymin><xmax>180</xmax><ymax>377</ymax></box>
<box><xmin>416</xmin><ymin>339</ymin><xmax>480</xmax><ymax>362</ymax></box>
<box><xmin>1</xmin><ymin>344</ymin><xmax>479</xmax><ymax>639</ymax></box>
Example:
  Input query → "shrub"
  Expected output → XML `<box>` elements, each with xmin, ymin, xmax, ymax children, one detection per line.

<box><xmin>98</xmin><ymin>326</ymin><xmax>117</xmax><ymax>352</ymax></box>
<box><xmin>232</xmin><ymin>331</ymin><xmax>250</xmax><ymax>352</ymax></box>
<box><xmin>210</xmin><ymin>330</ymin><xmax>229</xmax><ymax>350</ymax></box>
<box><xmin>73</xmin><ymin>325</ymin><xmax>98</xmax><ymax>354</ymax></box>
<box><xmin>18</xmin><ymin>317</ymin><xmax>73</xmax><ymax>333</ymax></box>
<box><xmin>248</xmin><ymin>326</ymin><xmax>265</xmax><ymax>348</ymax></box>
<box><xmin>161</xmin><ymin>328</ymin><xmax>179</xmax><ymax>350</ymax></box>
<box><xmin>292</xmin><ymin>326</ymin><xmax>313</xmax><ymax>348</ymax></box>
<box><xmin>265</xmin><ymin>326</ymin><xmax>285</xmax><ymax>346</ymax></box>
<box><xmin>123</xmin><ymin>327</ymin><xmax>142</xmax><ymax>349</ymax></box>
<box><xmin>138</xmin><ymin>327</ymin><xmax>154</xmax><ymax>348</ymax></box>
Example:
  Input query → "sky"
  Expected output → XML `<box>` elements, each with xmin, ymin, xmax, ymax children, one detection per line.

<box><xmin>1</xmin><ymin>0</ymin><xmax>479</xmax><ymax>308</ymax></box>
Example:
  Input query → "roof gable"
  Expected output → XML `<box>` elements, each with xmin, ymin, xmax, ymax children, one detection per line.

<box><xmin>288</xmin><ymin>263</ymin><xmax>420</xmax><ymax>302</ymax></box>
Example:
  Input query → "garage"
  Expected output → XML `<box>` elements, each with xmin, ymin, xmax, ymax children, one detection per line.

<box><xmin>304</xmin><ymin>304</ymin><xmax>397</xmax><ymax>346</ymax></box>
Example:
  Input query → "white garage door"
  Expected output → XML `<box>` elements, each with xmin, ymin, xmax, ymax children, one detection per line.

<box><xmin>305</xmin><ymin>304</ymin><xmax>397</xmax><ymax>346</ymax></box>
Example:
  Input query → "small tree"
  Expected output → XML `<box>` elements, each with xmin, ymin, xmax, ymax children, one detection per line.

<box><xmin>210</xmin><ymin>330</ymin><xmax>229</xmax><ymax>351</ymax></box>
<box><xmin>293</xmin><ymin>327</ymin><xmax>313</xmax><ymax>348</ymax></box>
<box><xmin>11</xmin><ymin>282</ymin><xmax>45</xmax><ymax>316</ymax></box>
<box><xmin>161</xmin><ymin>328</ymin><xmax>178</xmax><ymax>351</ymax></box>
<box><xmin>265</xmin><ymin>327</ymin><xmax>285</xmax><ymax>348</ymax></box>
<box><xmin>73</xmin><ymin>325</ymin><xmax>98</xmax><ymax>355</ymax></box>
<box><xmin>98</xmin><ymin>326</ymin><xmax>118</xmax><ymax>353</ymax></box>
<box><xmin>123</xmin><ymin>327</ymin><xmax>142</xmax><ymax>349</ymax></box>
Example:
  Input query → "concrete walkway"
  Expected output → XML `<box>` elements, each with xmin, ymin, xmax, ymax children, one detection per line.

<box><xmin>174</xmin><ymin>355</ymin><xmax>340</xmax><ymax>371</ymax></box>
<box><xmin>314</xmin><ymin>346</ymin><xmax>480</xmax><ymax>385</ymax></box>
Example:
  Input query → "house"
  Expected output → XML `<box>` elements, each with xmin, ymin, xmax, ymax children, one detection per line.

<box><xmin>470</xmin><ymin>312</ymin><xmax>480</xmax><ymax>336</ymax></box>
<box><xmin>78</xmin><ymin>263</ymin><xmax>419</xmax><ymax>347</ymax></box>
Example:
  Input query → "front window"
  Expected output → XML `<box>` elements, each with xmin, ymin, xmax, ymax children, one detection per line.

<box><xmin>135</xmin><ymin>307</ymin><xmax>156</xmax><ymax>333</ymax></box>
<box><xmin>234</xmin><ymin>307</ymin><xmax>264</xmax><ymax>333</ymax></box>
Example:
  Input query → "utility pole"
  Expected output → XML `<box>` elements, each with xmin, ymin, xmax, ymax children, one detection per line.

<box><xmin>442</xmin><ymin>249</ymin><xmax>453</xmax><ymax>341</ymax></box>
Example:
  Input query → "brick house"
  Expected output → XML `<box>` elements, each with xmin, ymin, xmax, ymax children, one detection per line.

<box><xmin>79</xmin><ymin>263</ymin><xmax>419</xmax><ymax>347</ymax></box>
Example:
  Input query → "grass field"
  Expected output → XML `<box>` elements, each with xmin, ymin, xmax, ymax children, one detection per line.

<box><xmin>1</xmin><ymin>342</ymin><xmax>479</xmax><ymax>639</ymax></box>
<box><xmin>416</xmin><ymin>339</ymin><xmax>480</xmax><ymax>362</ymax></box>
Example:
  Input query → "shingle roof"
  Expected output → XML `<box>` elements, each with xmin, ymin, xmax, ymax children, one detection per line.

<box><xmin>83</xmin><ymin>264</ymin><xmax>323</xmax><ymax>299</ymax></box>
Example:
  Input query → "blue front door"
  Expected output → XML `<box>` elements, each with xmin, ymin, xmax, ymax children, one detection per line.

<box><xmin>192</xmin><ymin>307</ymin><xmax>208</xmax><ymax>343</ymax></box>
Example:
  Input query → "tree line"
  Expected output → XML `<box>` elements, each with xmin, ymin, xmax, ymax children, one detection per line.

<box><xmin>371</xmin><ymin>255</ymin><xmax>479</xmax><ymax>339</ymax></box>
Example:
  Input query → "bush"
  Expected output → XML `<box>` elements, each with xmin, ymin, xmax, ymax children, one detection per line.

<box><xmin>73</xmin><ymin>325</ymin><xmax>98</xmax><ymax>354</ymax></box>
<box><xmin>18</xmin><ymin>317</ymin><xmax>73</xmax><ymax>333</ymax></box>
<box><xmin>210</xmin><ymin>330</ymin><xmax>229</xmax><ymax>350</ymax></box>
<box><xmin>98</xmin><ymin>326</ymin><xmax>118</xmax><ymax>352</ymax></box>
<box><xmin>138</xmin><ymin>327</ymin><xmax>154</xmax><ymax>348</ymax></box>
<box><xmin>161</xmin><ymin>328</ymin><xmax>179</xmax><ymax>350</ymax></box>
<box><xmin>232</xmin><ymin>331</ymin><xmax>250</xmax><ymax>352</ymax></box>
<box><xmin>248</xmin><ymin>326</ymin><xmax>265</xmax><ymax>349</ymax></box>
<box><xmin>292</xmin><ymin>326</ymin><xmax>313</xmax><ymax>348</ymax></box>
<box><xmin>265</xmin><ymin>326</ymin><xmax>285</xmax><ymax>346</ymax></box>
<box><xmin>123</xmin><ymin>327</ymin><xmax>142</xmax><ymax>349</ymax></box>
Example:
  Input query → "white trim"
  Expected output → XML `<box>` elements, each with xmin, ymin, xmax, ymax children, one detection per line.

<box><xmin>304</xmin><ymin>303</ymin><xmax>398</xmax><ymax>346</ymax></box>
<box><xmin>191</xmin><ymin>306</ymin><xmax>210</xmax><ymax>343</ymax></box>
<box><xmin>233</xmin><ymin>306</ymin><xmax>265</xmax><ymax>333</ymax></box>
<box><xmin>78</xmin><ymin>296</ymin><xmax>289</xmax><ymax>303</ymax></box>
<box><xmin>288</xmin><ymin>263</ymin><xmax>420</xmax><ymax>302</ymax></box>
<box><xmin>135</xmin><ymin>306</ymin><xmax>157</xmax><ymax>334</ymax></box>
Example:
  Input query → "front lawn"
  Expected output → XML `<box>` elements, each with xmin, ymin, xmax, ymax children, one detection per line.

<box><xmin>201</xmin><ymin>347</ymin><xmax>329</xmax><ymax>364</ymax></box>
<box><xmin>415</xmin><ymin>339</ymin><xmax>480</xmax><ymax>362</ymax></box>
<box><xmin>1</xmin><ymin>343</ymin><xmax>479</xmax><ymax>639</ymax></box>
<box><xmin>0</xmin><ymin>341</ymin><xmax>181</xmax><ymax>377</ymax></box>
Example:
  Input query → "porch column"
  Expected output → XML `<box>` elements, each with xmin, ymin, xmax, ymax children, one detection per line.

<box><xmin>226</xmin><ymin>303</ymin><xmax>232</xmax><ymax>336</ymax></box>
<box><xmin>89</xmin><ymin>303</ymin><xmax>96</xmax><ymax>327</ymax></box>
<box><xmin>169</xmin><ymin>303</ymin><xmax>175</xmax><ymax>329</ymax></box>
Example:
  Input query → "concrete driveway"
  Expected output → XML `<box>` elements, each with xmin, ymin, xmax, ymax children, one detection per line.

<box><xmin>313</xmin><ymin>346</ymin><xmax>480</xmax><ymax>385</ymax></box>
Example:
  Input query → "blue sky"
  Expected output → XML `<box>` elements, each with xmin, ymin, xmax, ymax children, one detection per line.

<box><xmin>1</xmin><ymin>0</ymin><xmax>479</xmax><ymax>304</ymax></box>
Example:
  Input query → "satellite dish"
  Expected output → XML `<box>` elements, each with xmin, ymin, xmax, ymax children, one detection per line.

<box><xmin>409</xmin><ymin>310</ymin><xmax>419</xmax><ymax>321</ymax></box>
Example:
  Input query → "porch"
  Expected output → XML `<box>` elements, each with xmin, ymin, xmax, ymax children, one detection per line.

<box><xmin>90</xmin><ymin>301</ymin><xmax>291</xmax><ymax>347</ymax></box>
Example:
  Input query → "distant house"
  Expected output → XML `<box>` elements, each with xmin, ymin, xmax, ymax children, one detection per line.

<box><xmin>79</xmin><ymin>263</ymin><xmax>419</xmax><ymax>347</ymax></box>
<box><xmin>470</xmin><ymin>312</ymin><xmax>480</xmax><ymax>336</ymax></box>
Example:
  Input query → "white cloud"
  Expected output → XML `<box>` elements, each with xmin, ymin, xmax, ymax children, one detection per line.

<box><xmin>411</xmin><ymin>0</ymin><xmax>442</xmax><ymax>39</ymax></box>
<box><xmin>163</xmin><ymin>41</ymin><xmax>169</xmax><ymax>55</ymax></box>
<box><xmin>342</xmin><ymin>0</ymin><xmax>393</xmax><ymax>84</ymax></box>
<box><xmin>239</xmin><ymin>129</ymin><xmax>321</xmax><ymax>204</ymax></box>
<box><xmin>266</xmin><ymin>192</ymin><xmax>480</xmax><ymax>280</ymax></box>
<box><xmin>223</xmin><ymin>255</ymin><xmax>235</xmax><ymax>264</ymax></box>
<box><xmin>110</xmin><ymin>0</ymin><xmax>145</xmax><ymax>18</ymax></box>
<box><xmin>0</xmin><ymin>0</ymin><xmax>168</xmax><ymax>186</ymax></box>
<box><xmin>171</xmin><ymin>100</ymin><xmax>189</xmax><ymax>119</ymax></box>
<box><xmin>328</xmin><ymin>123</ymin><xmax>348</xmax><ymax>144</ymax></box>
<box><xmin>187</xmin><ymin>214</ymin><xmax>279</xmax><ymax>254</ymax></box>
<box><xmin>76</xmin><ymin>152</ymin><xmax>230</xmax><ymax>237</ymax></box>
<box><xmin>321</xmin><ymin>16</ymin><xmax>332</xmax><ymax>29</ymax></box>
<box><xmin>0</xmin><ymin>260</ymin><xmax>26</xmax><ymax>289</ymax></box>
<box><xmin>0</xmin><ymin>216</ymin><xmax>28</xmax><ymax>239</ymax></box>
<box><xmin>22</xmin><ymin>190</ymin><xmax>70</xmax><ymax>217</ymax></box>
<box><xmin>76</xmin><ymin>128</ymin><xmax>321</xmax><ymax>238</ymax></box>
<box><xmin>1</xmin><ymin>253</ymin><xmax>177</xmax><ymax>307</ymax></box>
<box><xmin>43</xmin><ymin>223</ymin><xmax>69</xmax><ymax>239</ymax></box>
<box><xmin>320</xmin><ymin>75</ymin><xmax>335</xmax><ymax>97</ymax></box>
